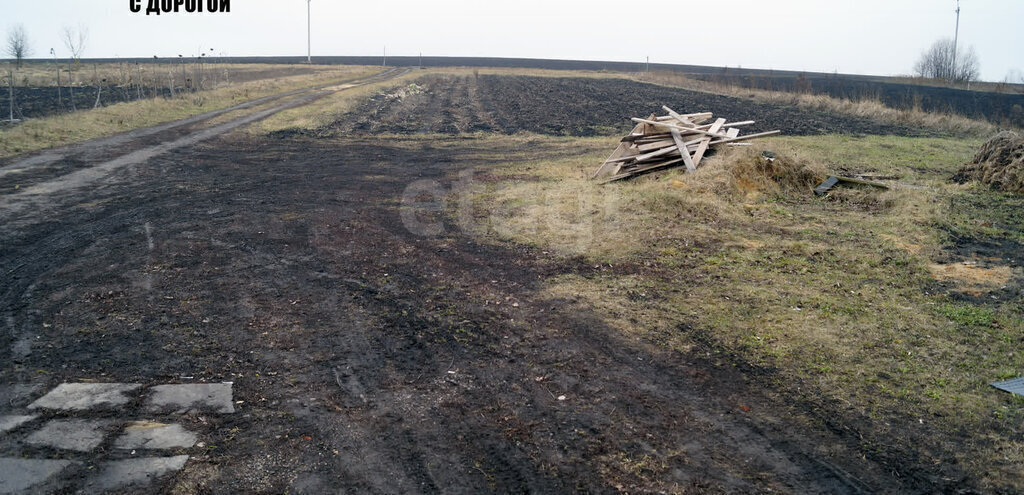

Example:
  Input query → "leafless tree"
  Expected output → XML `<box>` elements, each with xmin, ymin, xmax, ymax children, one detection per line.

<box><xmin>6</xmin><ymin>24</ymin><xmax>32</xmax><ymax>68</ymax></box>
<box><xmin>61</xmin><ymin>24</ymin><xmax>88</xmax><ymax>67</ymax></box>
<box><xmin>913</xmin><ymin>38</ymin><xmax>980</xmax><ymax>84</ymax></box>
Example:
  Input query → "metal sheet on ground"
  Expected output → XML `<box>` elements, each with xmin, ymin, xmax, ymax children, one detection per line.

<box><xmin>991</xmin><ymin>377</ymin><xmax>1024</xmax><ymax>397</ymax></box>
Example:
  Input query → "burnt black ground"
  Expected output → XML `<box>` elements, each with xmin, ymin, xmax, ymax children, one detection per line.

<box><xmin>0</xmin><ymin>70</ymin><xmax>995</xmax><ymax>492</ymax></box>
<box><xmin>0</xmin><ymin>118</ymin><xmax>975</xmax><ymax>493</ymax></box>
<box><xmin>328</xmin><ymin>75</ymin><xmax>939</xmax><ymax>138</ymax></box>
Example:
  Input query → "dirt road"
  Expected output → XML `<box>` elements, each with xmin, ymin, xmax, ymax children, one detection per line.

<box><xmin>0</xmin><ymin>77</ymin><xmax>955</xmax><ymax>494</ymax></box>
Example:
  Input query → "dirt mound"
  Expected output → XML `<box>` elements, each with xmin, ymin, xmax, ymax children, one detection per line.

<box><xmin>954</xmin><ymin>131</ymin><xmax>1024</xmax><ymax>193</ymax></box>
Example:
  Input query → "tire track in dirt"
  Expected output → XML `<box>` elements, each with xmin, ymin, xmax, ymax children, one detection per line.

<box><xmin>466</xmin><ymin>75</ymin><xmax>500</xmax><ymax>132</ymax></box>
<box><xmin>0</xmin><ymin>69</ymin><xmax>410</xmax><ymax>233</ymax></box>
<box><xmin>0</xmin><ymin>68</ymin><xmax>406</xmax><ymax>196</ymax></box>
<box><xmin>0</xmin><ymin>102</ymin><xmax>962</xmax><ymax>493</ymax></box>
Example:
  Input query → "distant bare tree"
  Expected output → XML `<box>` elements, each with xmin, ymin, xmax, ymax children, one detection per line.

<box><xmin>61</xmin><ymin>24</ymin><xmax>88</xmax><ymax>67</ymax></box>
<box><xmin>913</xmin><ymin>38</ymin><xmax>980</xmax><ymax>84</ymax></box>
<box><xmin>6</xmin><ymin>24</ymin><xmax>32</xmax><ymax>68</ymax></box>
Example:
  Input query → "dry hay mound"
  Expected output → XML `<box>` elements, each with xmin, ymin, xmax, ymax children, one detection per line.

<box><xmin>955</xmin><ymin>131</ymin><xmax>1024</xmax><ymax>193</ymax></box>
<box><xmin>704</xmin><ymin>148</ymin><xmax>824</xmax><ymax>199</ymax></box>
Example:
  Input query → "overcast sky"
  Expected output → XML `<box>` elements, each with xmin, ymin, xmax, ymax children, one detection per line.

<box><xmin>5</xmin><ymin>0</ymin><xmax>1022</xmax><ymax>82</ymax></box>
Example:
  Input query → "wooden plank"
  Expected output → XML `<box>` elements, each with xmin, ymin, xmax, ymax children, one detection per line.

<box><xmin>622</xmin><ymin>122</ymin><xmax>752</xmax><ymax>142</ymax></box>
<box><xmin>814</xmin><ymin>176</ymin><xmax>840</xmax><ymax>196</ymax></box>
<box><xmin>726</xmin><ymin>128</ymin><xmax>740</xmax><ymax>138</ymax></box>
<box><xmin>593</xmin><ymin>121</ymin><xmax>644</xmax><ymax>178</ymax></box>
<box><xmin>599</xmin><ymin>158</ymin><xmax>686</xmax><ymax>184</ymax></box>
<box><xmin>656</xmin><ymin>111</ymin><xmax>713</xmax><ymax>122</ymax></box>
<box><xmin>630</xmin><ymin>118</ymin><xmax>731</xmax><ymax>140</ymax></box>
<box><xmin>662</xmin><ymin>105</ymin><xmax>696</xmax><ymax>128</ymax></box>
<box><xmin>835</xmin><ymin>176</ymin><xmax>890</xmax><ymax>189</ymax></box>
<box><xmin>692</xmin><ymin>118</ymin><xmax>726</xmax><ymax>166</ymax></box>
<box><xmin>623</xmin><ymin>134</ymin><xmax>672</xmax><ymax>143</ymax></box>
<box><xmin>707</xmin><ymin>130</ymin><xmax>781</xmax><ymax>145</ymax></box>
<box><xmin>608</xmin><ymin>135</ymin><xmax>707</xmax><ymax>163</ymax></box>
<box><xmin>635</xmin><ymin>139</ymin><xmax>677</xmax><ymax>152</ymax></box>
<box><xmin>670</xmin><ymin>127</ymin><xmax>697</xmax><ymax>173</ymax></box>
<box><xmin>682</xmin><ymin>112</ymin><xmax>713</xmax><ymax>123</ymax></box>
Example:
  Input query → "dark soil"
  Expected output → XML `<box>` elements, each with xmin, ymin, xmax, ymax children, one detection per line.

<box><xmin>937</xmin><ymin>191</ymin><xmax>1024</xmax><ymax>308</ymax></box>
<box><xmin>0</xmin><ymin>85</ymin><xmax>175</xmax><ymax>122</ymax></box>
<box><xmin>328</xmin><ymin>75</ymin><xmax>938</xmax><ymax>138</ymax></box>
<box><xmin>29</xmin><ymin>56</ymin><xmax>1023</xmax><ymax>126</ymax></box>
<box><xmin>694</xmin><ymin>73</ymin><xmax>1024</xmax><ymax>127</ymax></box>
<box><xmin>0</xmin><ymin>122</ymin><xmax>966</xmax><ymax>492</ymax></box>
<box><xmin>0</xmin><ymin>66</ymin><xmax>319</xmax><ymax>122</ymax></box>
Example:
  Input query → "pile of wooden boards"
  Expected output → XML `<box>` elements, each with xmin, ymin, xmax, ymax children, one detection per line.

<box><xmin>593</xmin><ymin>106</ymin><xmax>780</xmax><ymax>183</ymax></box>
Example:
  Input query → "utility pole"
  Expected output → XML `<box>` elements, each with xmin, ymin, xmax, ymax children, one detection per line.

<box><xmin>307</xmin><ymin>0</ymin><xmax>312</xmax><ymax>64</ymax></box>
<box><xmin>7</xmin><ymin>70</ymin><xmax>13</xmax><ymax>123</ymax></box>
<box><xmin>646</xmin><ymin>56</ymin><xmax>650</xmax><ymax>73</ymax></box>
<box><xmin>51</xmin><ymin>48</ymin><xmax>62</xmax><ymax>108</ymax></box>
<box><xmin>383</xmin><ymin>46</ymin><xmax>387</xmax><ymax>67</ymax></box>
<box><xmin>952</xmin><ymin>0</ymin><xmax>961</xmax><ymax>79</ymax></box>
<box><xmin>419</xmin><ymin>52</ymin><xmax>423</xmax><ymax>69</ymax></box>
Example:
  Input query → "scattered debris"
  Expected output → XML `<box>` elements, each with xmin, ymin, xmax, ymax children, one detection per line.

<box><xmin>814</xmin><ymin>175</ymin><xmax>890</xmax><ymax>196</ymax></box>
<box><xmin>953</xmin><ymin>131</ymin><xmax>1024</xmax><ymax>193</ymax></box>
<box><xmin>991</xmin><ymin>377</ymin><xmax>1024</xmax><ymax>397</ymax></box>
<box><xmin>593</xmin><ymin>105</ymin><xmax>780</xmax><ymax>183</ymax></box>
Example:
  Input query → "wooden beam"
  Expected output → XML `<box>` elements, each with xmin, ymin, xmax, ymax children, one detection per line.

<box><xmin>692</xmin><ymin>118</ymin><xmax>726</xmax><ymax>166</ymax></box>
<box><xmin>599</xmin><ymin>157</ymin><xmax>686</xmax><ymax>184</ymax></box>
<box><xmin>662</xmin><ymin>105</ymin><xmax>696</xmax><ymax>128</ymax></box>
<box><xmin>635</xmin><ymin>139</ymin><xmax>677</xmax><ymax>152</ymax></box>
<box><xmin>631</xmin><ymin>117</ymin><xmax>731</xmax><ymax>140</ymax></box>
<box><xmin>593</xmin><ymin>121</ymin><xmax>644</xmax><ymax>178</ymax></box>
<box><xmin>707</xmin><ymin>130</ymin><xmax>781</xmax><ymax>145</ymax></box>
<box><xmin>670</xmin><ymin>127</ymin><xmax>697</xmax><ymax>173</ymax></box>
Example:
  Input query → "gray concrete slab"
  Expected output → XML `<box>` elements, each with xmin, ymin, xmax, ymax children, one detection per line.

<box><xmin>0</xmin><ymin>415</ymin><xmax>37</xmax><ymax>435</ymax></box>
<box><xmin>86</xmin><ymin>456</ymin><xmax>189</xmax><ymax>493</ymax></box>
<box><xmin>0</xmin><ymin>458</ymin><xmax>77</xmax><ymax>494</ymax></box>
<box><xmin>146</xmin><ymin>383</ymin><xmax>234</xmax><ymax>414</ymax></box>
<box><xmin>114</xmin><ymin>421</ymin><xmax>198</xmax><ymax>450</ymax></box>
<box><xmin>24</xmin><ymin>419</ymin><xmax>111</xmax><ymax>452</ymax></box>
<box><xmin>27</xmin><ymin>383</ymin><xmax>141</xmax><ymax>411</ymax></box>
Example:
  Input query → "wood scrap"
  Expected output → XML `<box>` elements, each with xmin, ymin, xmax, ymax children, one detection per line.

<box><xmin>814</xmin><ymin>175</ymin><xmax>891</xmax><ymax>196</ymax></box>
<box><xmin>594</xmin><ymin>107</ymin><xmax>780</xmax><ymax>183</ymax></box>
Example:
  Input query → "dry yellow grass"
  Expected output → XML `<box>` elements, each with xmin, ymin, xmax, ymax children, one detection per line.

<box><xmin>929</xmin><ymin>263</ymin><xmax>1013</xmax><ymax>295</ymax></box>
<box><xmin>1</xmin><ymin>61</ymin><xmax>343</xmax><ymax>88</ymax></box>
<box><xmin>636</xmin><ymin>71</ymin><xmax>1002</xmax><ymax>137</ymax></box>
<box><xmin>0</xmin><ymin>65</ymin><xmax>382</xmax><ymax>158</ymax></box>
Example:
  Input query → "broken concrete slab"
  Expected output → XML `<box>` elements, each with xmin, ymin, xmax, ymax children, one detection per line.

<box><xmin>114</xmin><ymin>421</ymin><xmax>197</xmax><ymax>450</ymax></box>
<box><xmin>86</xmin><ymin>456</ymin><xmax>189</xmax><ymax>493</ymax></box>
<box><xmin>27</xmin><ymin>383</ymin><xmax>141</xmax><ymax>411</ymax></box>
<box><xmin>0</xmin><ymin>457</ymin><xmax>77</xmax><ymax>494</ymax></box>
<box><xmin>146</xmin><ymin>383</ymin><xmax>234</xmax><ymax>414</ymax></box>
<box><xmin>0</xmin><ymin>415</ymin><xmax>37</xmax><ymax>435</ymax></box>
<box><xmin>24</xmin><ymin>419</ymin><xmax>111</xmax><ymax>452</ymax></box>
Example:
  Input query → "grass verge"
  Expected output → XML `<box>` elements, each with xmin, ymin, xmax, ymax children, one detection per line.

<box><xmin>636</xmin><ymin>71</ymin><xmax>1004</xmax><ymax>137</ymax></box>
<box><xmin>0</xmin><ymin>65</ymin><xmax>382</xmax><ymax>159</ymax></box>
<box><xmin>451</xmin><ymin>131</ymin><xmax>1023</xmax><ymax>490</ymax></box>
